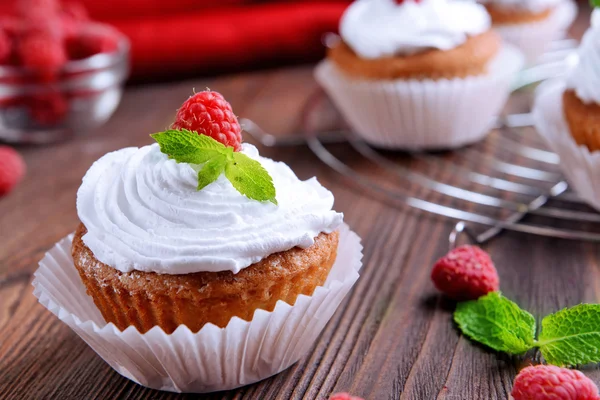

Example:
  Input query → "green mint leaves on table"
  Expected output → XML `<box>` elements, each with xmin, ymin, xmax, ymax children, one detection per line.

<box><xmin>454</xmin><ymin>292</ymin><xmax>535</xmax><ymax>355</ymax></box>
<box><xmin>151</xmin><ymin>129</ymin><xmax>277</xmax><ymax>204</ymax></box>
<box><xmin>454</xmin><ymin>292</ymin><xmax>600</xmax><ymax>367</ymax></box>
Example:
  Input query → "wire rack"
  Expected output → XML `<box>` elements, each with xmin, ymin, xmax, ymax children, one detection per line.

<box><xmin>242</xmin><ymin>38</ymin><xmax>600</xmax><ymax>245</ymax></box>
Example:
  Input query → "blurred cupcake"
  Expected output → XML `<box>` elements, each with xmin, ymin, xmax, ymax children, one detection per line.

<box><xmin>33</xmin><ymin>91</ymin><xmax>362</xmax><ymax>392</ymax></box>
<box><xmin>316</xmin><ymin>0</ymin><xmax>524</xmax><ymax>150</ymax></box>
<box><xmin>478</xmin><ymin>0</ymin><xmax>577</xmax><ymax>63</ymax></box>
<box><xmin>534</xmin><ymin>10</ymin><xmax>600</xmax><ymax>210</ymax></box>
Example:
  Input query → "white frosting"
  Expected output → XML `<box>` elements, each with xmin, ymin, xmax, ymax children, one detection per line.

<box><xmin>339</xmin><ymin>0</ymin><xmax>491</xmax><ymax>59</ymax></box>
<box><xmin>477</xmin><ymin>0</ymin><xmax>562</xmax><ymax>13</ymax></box>
<box><xmin>567</xmin><ymin>10</ymin><xmax>600</xmax><ymax>105</ymax></box>
<box><xmin>76</xmin><ymin>143</ymin><xmax>343</xmax><ymax>275</ymax></box>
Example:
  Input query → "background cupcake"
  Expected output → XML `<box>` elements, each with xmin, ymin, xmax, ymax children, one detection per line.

<box><xmin>316</xmin><ymin>0</ymin><xmax>524</xmax><ymax>150</ymax></box>
<box><xmin>534</xmin><ymin>9</ymin><xmax>600</xmax><ymax>211</ymax></box>
<box><xmin>477</xmin><ymin>0</ymin><xmax>577</xmax><ymax>63</ymax></box>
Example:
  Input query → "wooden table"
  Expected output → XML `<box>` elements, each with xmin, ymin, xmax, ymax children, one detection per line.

<box><xmin>1</xmin><ymin>13</ymin><xmax>596</xmax><ymax>400</ymax></box>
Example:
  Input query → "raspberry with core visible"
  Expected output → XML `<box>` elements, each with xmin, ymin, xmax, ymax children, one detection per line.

<box><xmin>171</xmin><ymin>90</ymin><xmax>242</xmax><ymax>151</ymax></box>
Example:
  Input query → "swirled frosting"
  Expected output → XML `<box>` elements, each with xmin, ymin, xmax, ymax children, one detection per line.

<box><xmin>567</xmin><ymin>10</ymin><xmax>600</xmax><ymax>105</ymax></box>
<box><xmin>76</xmin><ymin>143</ymin><xmax>343</xmax><ymax>275</ymax></box>
<box><xmin>477</xmin><ymin>0</ymin><xmax>563</xmax><ymax>12</ymax></box>
<box><xmin>339</xmin><ymin>0</ymin><xmax>491</xmax><ymax>59</ymax></box>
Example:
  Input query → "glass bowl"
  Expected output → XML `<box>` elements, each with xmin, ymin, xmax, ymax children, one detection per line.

<box><xmin>0</xmin><ymin>23</ymin><xmax>130</xmax><ymax>144</ymax></box>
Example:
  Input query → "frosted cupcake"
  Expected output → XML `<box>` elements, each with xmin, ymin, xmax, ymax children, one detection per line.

<box><xmin>534</xmin><ymin>10</ymin><xmax>600</xmax><ymax>210</ymax></box>
<box><xmin>477</xmin><ymin>0</ymin><xmax>577</xmax><ymax>62</ymax></box>
<box><xmin>316</xmin><ymin>0</ymin><xmax>524</xmax><ymax>150</ymax></box>
<box><xmin>33</xmin><ymin>91</ymin><xmax>362</xmax><ymax>392</ymax></box>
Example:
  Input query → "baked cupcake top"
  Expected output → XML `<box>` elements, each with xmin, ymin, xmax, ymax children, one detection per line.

<box><xmin>77</xmin><ymin>92</ymin><xmax>343</xmax><ymax>276</ymax></box>
<box><xmin>339</xmin><ymin>0</ymin><xmax>490</xmax><ymax>59</ymax></box>
<box><xmin>567</xmin><ymin>10</ymin><xmax>600</xmax><ymax>105</ymax></box>
<box><xmin>477</xmin><ymin>0</ymin><xmax>562</xmax><ymax>12</ymax></box>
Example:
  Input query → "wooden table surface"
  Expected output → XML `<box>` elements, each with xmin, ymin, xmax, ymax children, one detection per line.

<box><xmin>1</xmin><ymin>12</ymin><xmax>597</xmax><ymax>400</ymax></box>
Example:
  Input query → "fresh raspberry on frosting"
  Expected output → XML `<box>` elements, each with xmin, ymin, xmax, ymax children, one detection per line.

<box><xmin>171</xmin><ymin>90</ymin><xmax>243</xmax><ymax>151</ymax></box>
<box><xmin>431</xmin><ymin>245</ymin><xmax>499</xmax><ymax>301</ymax></box>
<box><xmin>0</xmin><ymin>146</ymin><xmax>26</xmax><ymax>196</ymax></box>
<box><xmin>512</xmin><ymin>365</ymin><xmax>600</xmax><ymax>400</ymax></box>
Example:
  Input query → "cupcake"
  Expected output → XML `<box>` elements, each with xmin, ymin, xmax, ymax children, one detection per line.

<box><xmin>534</xmin><ymin>10</ymin><xmax>600</xmax><ymax>210</ymax></box>
<box><xmin>477</xmin><ymin>0</ymin><xmax>577</xmax><ymax>63</ymax></box>
<box><xmin>33</xmin><ymin>91</ymin><xmax>362</xmax><ymax>392</ymax></box>
<box><xmin>316</xmin><ymin>0</ymin><xmax>524</xmax><ymax>150</ymax></box>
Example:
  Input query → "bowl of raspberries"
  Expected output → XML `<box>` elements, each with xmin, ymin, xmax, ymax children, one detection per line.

<box><xmin>0</xmin><ymin>0</ymin><xmax>129</xmax><ymax>143</ymax></box>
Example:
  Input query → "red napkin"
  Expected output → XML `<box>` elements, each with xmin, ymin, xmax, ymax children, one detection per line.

<box><xmin>111</xmin><ymin>2</ymin><xmax>348</xmax><ymax>79</ymax></box>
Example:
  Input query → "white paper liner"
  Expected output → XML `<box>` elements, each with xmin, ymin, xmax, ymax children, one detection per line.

<box><xmin>493</xmin><ymin>0</ymin><xmax>577</xmax><ymax>64</ymax></box>
<box><xmin>534</xmin><ymin>79</ymin><xmax>600</xmax><ymax>211</ymax></box>
<box><xmin>315</xmin><ymin>45</ymin><xmax>524</xmax><ymax>151</ymax></box>
<box><xmin>32</xmin><ymin>223</ymin><xmax>362</xmax><ymax>393</ymax></box>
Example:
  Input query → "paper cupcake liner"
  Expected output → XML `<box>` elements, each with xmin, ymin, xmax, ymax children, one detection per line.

<box><xmin>533</xmin><ymin>79</ymin><xmax>600</xmax><ymax>211</ymax></box>
<box><xmin>315</xmin><ymin>45</ymin><xmax>524</xmax><ymax>150</ymax></box>
<box><xmin>32</xmin><ymin>223</ymin><xmax>362</xmax><ymax>393</ymax></box>
<box><xmin>493</xmin><ymin>0</ymin><xmax>577</xmax><ymax>64</ymax></box>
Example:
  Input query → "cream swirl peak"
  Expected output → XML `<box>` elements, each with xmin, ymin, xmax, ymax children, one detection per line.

<box><xmin>76</xmin><ymin>143</ymin><xmax>343</xmax><ymax>275</ymax></box>
<box><xmin>339</xmin><ymin>0</ymin><xmax>490</xmax><ymax>59</ymax></box>
<box><xmin>477</xmin><ymin>0</ymin><xmax>563</xmax><ymax>12</ymax></box>
<box><xmin>567</xmin><ymin>10</ymin><xmax>600</xmax><ymax>105</ymax></box>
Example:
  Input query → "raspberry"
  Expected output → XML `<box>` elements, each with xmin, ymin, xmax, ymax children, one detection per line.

<box><xmin>512</xmin><ymin>365</ymin><xmax>600</xmax><ymax>400</ymax></box>
<box><xmin>431</xmin><ymin>245</ymin><xmax>499</xmax><ymax>301</ymax></box>
<box><xmin>14</xmin><ymin>0</ymin><xmax>60</xmax><ymax>19</ymax></box>
<box><xmin>60</xmin><ymin>2</ymin><xmax>89</xmax><ymax>37</ymax></box>
<box><xmin>28</xmin><ymin>91</ymin><xmax>68</xmax><ymax>125</ymax></box>
<box><xmin>0</xmin><ymin>146</ymin><xmax>26</xmax><ymax>196</ymax></box>
<box><xmin>171</xmin><ymin>91</ymin><xmax>242</xmax><ymax>151</ymax></box>
<box><xmin>66</xmin><ymin>30</ymin><xmax>118</xmax><ymax>60</ymax></box>
<box><xmin>329</xmin><ymin>393</ymin><xmax>364</xmax><ymax>400</ymax></box>
<box><xmin>18</xmin><ymin>33</ymin><xmax>66</xmax><ymax>79</ymax></box>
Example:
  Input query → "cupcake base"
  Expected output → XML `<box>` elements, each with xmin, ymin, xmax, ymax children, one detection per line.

<box><xmin>491</xmin><ymin>0</ymin><xmax>577</xmax><ymax>63</ymax></box>
<box><xmin>33</xmin><ymin>223</ymin><xmax>362</xmax><ymax>393</ymax></box>
<box><xmin>73</xmin><ymin>224</ymin><xmax>339</xmax><ymax>334</ymax></box>
<box><xmin>485</xmin><ymin>4</ymin><xmax>553</xmax><ymax>25</ymax></box>
<box><xmin>562</xmin><ymin>89</ymin><xmax>600</xmax><ymax>152</ymax></box>
<box><xmin>534</xmin><ymin>80</ymin><xmax>600</xmax><ymax>211</ymax></box>
<box><xmin>316</xmin><ymin>44</ymin><xmax>524</xmax><ymax>150</ymax></box>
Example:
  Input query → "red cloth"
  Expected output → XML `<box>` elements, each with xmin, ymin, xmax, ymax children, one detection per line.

<box><xmin>112</xmin><ymin>2</ymin><xmax>347</xmax><ymax>79</ymax></box>
<box><xmin>0</xmin><ymin>1</ymin><xmax>348</xmax><ymax>79</ymax></box>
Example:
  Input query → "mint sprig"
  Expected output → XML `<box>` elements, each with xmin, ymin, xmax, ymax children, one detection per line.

<box><xmin>591</xmin><ymin>0</ymin><xmax>600</xmax><ymax>8</ymax></box>
<box><xmin>454</xmin><ymin>292</ymin><xmax>535</xmax><ymax>354</ymax></box>
<box><xmin>151</xmin><ymin>129</ymin><xmax>277</xmax><ymax>204</ymax></box>
<box><xmin>537</xmin><ymin>304</ymin><xmax>600</xmax><ymax>366</ymax></box>
<box><xmin>454</xmin><ymin>293</ymin><xmax>600</xmax><ymax>366</ymax></box>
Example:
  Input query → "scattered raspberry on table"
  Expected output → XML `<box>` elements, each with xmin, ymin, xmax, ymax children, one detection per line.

<box><xmin>431</xmin><ymin>245</ymin><xmax>500</xmax><ymax>301</ymax></box>
<box><xmin>329</xmin><ymin>393</ymin><xmax>365</xmax><ymax>400</ymax></box>
<box><xmin>512</xmin><ymin>365</ymin><xmax>600</xmax><ymax>400</ymax></box>
<box><xmin>171</xmin><ymin>90</ymin><xmax>243</xmax><ymax>151</ymax></box>
<box><xmin>0</xmin><ymin>146</ymin><xmax>26</xmax><ymax>196</ymax></box>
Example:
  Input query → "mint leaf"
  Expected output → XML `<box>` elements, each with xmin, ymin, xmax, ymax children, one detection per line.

<box><xmin>151</xmin><ymin>129</ymin><xmax>227</xmax><ymax>164</ymax></box>
<box><xmin>536</xmin><ymin>304</ymin><xmax>600</xmax><ymax>366</ymax></box>
<box><xmin>225</xmin><ymin>152</ymin><xmax>277</xmax><ymax>204</ymax></box>
<box><xmin>591</xmin><ymin>0</ymin><xmax>600</xmax><ymax>8</ymax></box>
<box><xmin>454</xmin><ymin>292</ymin><xmax>535</xmax><ymax>354</ymax></box>
<box><xmin>194</xmin><ymin>155</ymin><xmax>227</xmax><ymax>190</ymax></box>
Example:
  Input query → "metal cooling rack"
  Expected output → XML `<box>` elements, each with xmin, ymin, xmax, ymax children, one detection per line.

<box><xmin>242</xmin><ymin>38</ymin><xmax>600</xmax><ymax>245</ymax></box>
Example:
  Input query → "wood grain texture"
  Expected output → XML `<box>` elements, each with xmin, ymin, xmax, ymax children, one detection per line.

<box><xmin>1</xmin><ymin>10</ymin><xmax>598</xmax><ymax>399</ymax></box>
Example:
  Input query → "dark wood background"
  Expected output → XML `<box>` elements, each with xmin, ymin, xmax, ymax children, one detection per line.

<box><xmin>0</xmin><ymin>10</ymin><xmax>596</xmax><ymax>400</ymax></box>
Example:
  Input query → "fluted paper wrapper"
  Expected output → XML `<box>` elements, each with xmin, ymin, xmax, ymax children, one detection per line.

<box><xmin>493</xmin><ymin>0</ymin><xmax>577</xmax><ymax>64</ymax></box>
<box><xmin>534</xmin><ymin>80</ymin><xmax>600</xmax><ymax>211</ymax></box>
<box><xmin>315</xmin><ymin>45</ymin><xmax>524</xmax><ymax>150</ymax></box>
<box><xmin>32</xmin><ymin>223</ymin><xmax>362</xmax><ymax>393</ymax></box>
